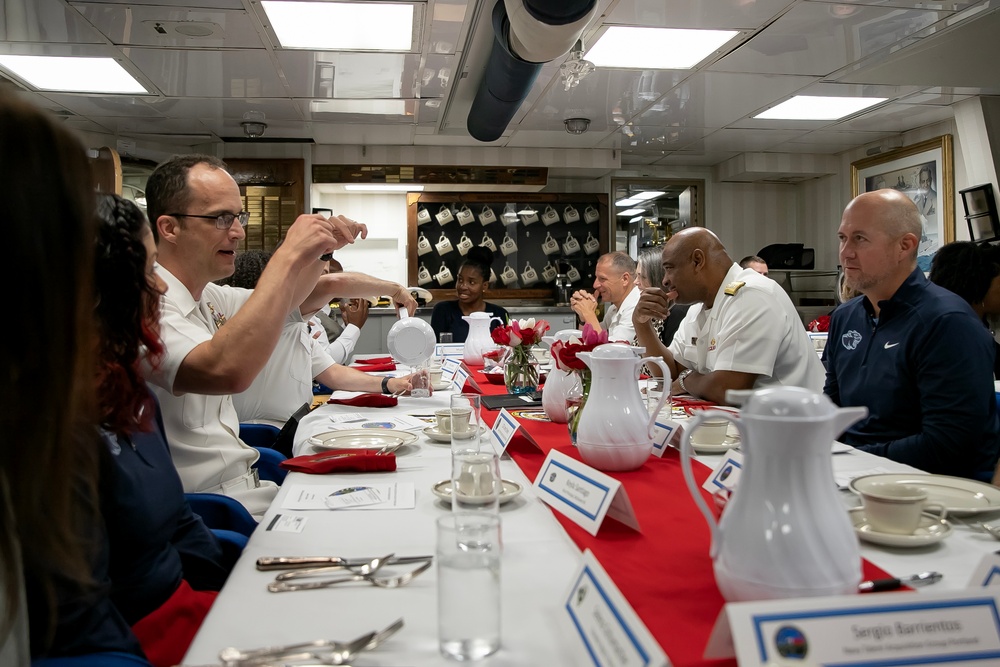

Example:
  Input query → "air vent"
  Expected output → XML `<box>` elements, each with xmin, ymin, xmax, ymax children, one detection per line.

<box><xmin>142</xmin><ymin>20</ymin><xmax>225</xmax><ymax>39</ymax></box>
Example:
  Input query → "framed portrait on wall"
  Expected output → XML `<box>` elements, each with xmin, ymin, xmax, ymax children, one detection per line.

<box><xmin>851</xmin><ymin>135</ymin><xmax>954</xmax><ymax>272</ymax></box>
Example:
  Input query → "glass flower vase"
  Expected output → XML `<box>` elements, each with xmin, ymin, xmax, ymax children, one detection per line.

<box><xmin>565</xmin><ymin>369</ymin><xmax>592</xmax><ymax>445</ymax></box>
<box><xmin>504</xmin><ymin>346</ymin><xmax>540</xmax><ymax>395</ymax></box>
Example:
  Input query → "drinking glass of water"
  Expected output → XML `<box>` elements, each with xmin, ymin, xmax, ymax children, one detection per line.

<box><xmin>437</xmin><ymin>513</ymin><xmax>501</xmax><ymax>661</ymax></box>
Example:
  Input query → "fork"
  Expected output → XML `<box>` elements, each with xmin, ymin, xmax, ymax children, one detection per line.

<box><xmin>267</xmin><ymin>559</ymin><xmax>433</xmax><ymax>593</ymax></box>
<box><xmin>218</xmin><ymin>630</ymin><xmax>375</xmax><ymax>666</ymax></box>
<box><xmin>274</xmin><ymin>553</ymin><xmax>391</xmax><ymax>582</ymax></box>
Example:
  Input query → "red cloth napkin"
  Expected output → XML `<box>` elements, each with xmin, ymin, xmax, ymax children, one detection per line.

<box><xmin>327</xmin><ymin>394</ymin><xmax>398</xmax><ymax>408</ymax></box>
<box><xmin>280</xmin><ymin>450</ymin><xmax>396</xmax><ymax>473</ymax></box>
<box><xmin>354</xmin><ymin>356</ymin><xmax>393</xmax><ymax>365</ymax></box>
<box><xmin>349</xmin><ymin>362</ymin><xmax>397</xmax><ymax>372</ymax></box>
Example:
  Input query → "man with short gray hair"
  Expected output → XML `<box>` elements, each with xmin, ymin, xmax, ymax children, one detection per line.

<box><xmin>570</xmin><ymin>251</ymin><xmax>639</xmax><ymax>342</ymax></box>
<box><xmin>824</xmin><ymin>189</ymin><xmax>1000</xmax><ymax>478</ymax></box>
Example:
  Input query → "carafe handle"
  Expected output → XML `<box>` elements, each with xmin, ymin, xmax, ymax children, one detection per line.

<box><xmin>639</xmin><ymin>357</ymin><xmax>671</xmax><ymax>439</ymax></box>
<box><xmin>679</xmin><ymin>410</ymin><xmax>742</xmax><ymax>559</ymax></box>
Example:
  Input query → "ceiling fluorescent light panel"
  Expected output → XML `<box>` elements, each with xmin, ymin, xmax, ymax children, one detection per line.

<box><xmin>586</xmin><ymin>27</ymin><xmax>738</xmax><ymax>69</ymax></box>
<box><xmin>0</xmin><ymin>55</ymin><xmax>146</xmax><ymax>94</ymax></box>
<box><xmin>618</xmin><ymin>207</ymin><xmax>645</xmax><ymax>216</ymax></box>
<box><xmin>754</xmin><ymin>95</ymin><xmax>887</xmax><ymax>121</ymax></box>
<box><xmin>262</xmin><ymin>1</ymin><xmax>416</xmax><ymax>51</ymax></box>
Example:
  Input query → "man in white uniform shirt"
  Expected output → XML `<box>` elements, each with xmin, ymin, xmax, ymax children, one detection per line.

<box><xmin>143</xmin><ymin>154</ymin><xmax>416</xmax><ymax>517</ymax></box>
<box><xmin>570</xmin><ymin>252</ymin><xmax>640</xmax><ymax>342</ymax></box>
<box><xmin>634</xmin><ymin>228</ymin><xmax>824</xmax><ymax>405</ymax></box>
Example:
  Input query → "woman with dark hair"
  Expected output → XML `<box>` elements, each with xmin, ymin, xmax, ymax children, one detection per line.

<box><xmin>1</xmin><ymin>97</ymin><xmax>142</xmax><ymax>663</ymax></box>
<box><xmin>94</xmin><ymin>194</ymin><xmax>229</xmax><ymax>667</ymax></box>
<box><xmin>431</xmin><ymin>246</ymin><xmax>509</xmax><ymax>343</ymax></box>
<box><xmin>930</xmin><ymin>241</ymin><xmax>1000</xmax><ymax>378</ymax></box>
<box><xmin>635</xmin><ymin>246</ymin><xmax>690</xmax><ymax>348</ymax></box>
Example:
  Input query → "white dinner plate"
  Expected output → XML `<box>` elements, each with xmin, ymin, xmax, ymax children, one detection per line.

<box><xmin>432</xmin><ymin>479</ymin><xmax>523</xmax><ymax>505</ymax></box>
<box><xmin>309</xmin><ymin>428</ymin><xmax>419</xmax><ymax>455</ymax></box>
<box><xmin>849</xmin><ymin>473</ymin><xmax>1000</xmax><ymax>516</ymax></box>
<box><xmin>423</xmin><ymin>425</ymin><xmax>490</xmax><ymax>444</ymax></box>
<box><xmin>848</xmin><ymin>508</ymin><xmax>952</xmax><ymax>548</ymax></box>
<box><xmin>386</xmin><ymin>313</ymin><xmax>436</xmax><ymax>366</ymax></box>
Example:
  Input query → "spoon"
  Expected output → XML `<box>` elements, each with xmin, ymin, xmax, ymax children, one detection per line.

<box><xmin>218</xmin><ymin>630</ymin><xmax>376</xmax><ymax>666</ymax></box>
<box><xmin>267</xmin><ymin>559</ymin><xmax>433</xmax><ymax>593</ymax></box>
<box><xmin>274</xmin><ymin>553</ymin><xmax>392</xmax><ymax>582</ymax></box>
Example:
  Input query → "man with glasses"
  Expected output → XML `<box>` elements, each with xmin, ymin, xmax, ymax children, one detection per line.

<box><xmin>143</xmin><ymin>154</ymin><xmax>417</xmax><ymax>516</ymax></box>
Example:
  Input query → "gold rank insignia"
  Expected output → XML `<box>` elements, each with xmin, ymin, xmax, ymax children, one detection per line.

<box><xmin>724</xmin><ymin>280</ymin><xmax>746</xmax><ymax>296</ymax></box>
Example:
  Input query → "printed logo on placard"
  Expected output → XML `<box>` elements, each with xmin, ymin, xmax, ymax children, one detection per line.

<box><xmin>842</xmin><ymin>330</ymin><xmax>862</xmax><ymax>350</ymax></box>
<box><xmin>774</xmin><ymin>625</ymin><xmax>808</xmax><ymax>660</ymax></box>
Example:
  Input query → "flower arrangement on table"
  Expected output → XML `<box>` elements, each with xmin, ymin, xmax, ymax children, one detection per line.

<box><xmin>490</xmin><ymin>318</ymin><xmax>550</xmax><ymax>394</ymax></box>
<box><xmin>807</xmin><ymin>315</ymin><xmax>830</xmax><ymax>333</ymax></box>
<box><xmin>549</xmin><ymin>324</ymin><xmax>609</xmax><ymax>441</ymax></box>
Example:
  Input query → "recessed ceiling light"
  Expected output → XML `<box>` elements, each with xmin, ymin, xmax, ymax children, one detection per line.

<box><xmin>754</xmin><ymin>95</ymin><xmax>887</xmax><ymax>121</ymax></box>
<box><xmin>343</xmin><ymin>184</ymin><xmax>424</xmax><ymax>192</ymax></box>
<box><xmin>618</xmin><ymin>208</ymin><xmax>645</xmax><ymax>216</ymax></box>
<box><xmin>585</xmin><ymin>27</ymin><xmax>738</xmax><ymax>69</ymax></box>
<box><xmin>262</xmin><ymin>1</ymin><xmax>416</xmax><ymax>51</ymax></box>
<box><xmin>0</xmin><ymin>55</ymin><xmax>146</xmax><ymax>94</ymax></box>
<box><xmin>615</xmin><ymin>197</ymin><xmax>640</xmax><ymax>207</ymax></box>
<box><xmin>632</xmin><ymin>190</ymin><xmax>665</xmax><ymax>202</ymax></box>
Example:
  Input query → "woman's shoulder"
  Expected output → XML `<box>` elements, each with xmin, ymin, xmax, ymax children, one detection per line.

<box><xmin>485</xmin><ymin>302</ymin><xmax>508</xmax><ymax>316</ymax></box>
<box><xmin>432</xmin><ymin>300</ymin><xmax>460</xmax><ymax>314</ymax></box>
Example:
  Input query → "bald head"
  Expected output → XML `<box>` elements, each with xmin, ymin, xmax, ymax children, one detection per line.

<box><xmin>660</xmin><ymin>227</ymin><xmax>735</xmax><ymax>307</ymax></box>
<box><xmin>838</xmin><ymin>189</ymin><xmax>922</xmax><ymax>309</ymax></box>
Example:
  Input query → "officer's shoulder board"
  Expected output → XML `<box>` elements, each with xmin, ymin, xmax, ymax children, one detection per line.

<box><xmin>723</xmin><ymin>280</ymin><xmax>746</xmax><ymax>296</ymax></box>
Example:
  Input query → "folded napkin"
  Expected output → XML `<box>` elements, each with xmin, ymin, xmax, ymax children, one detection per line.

<box><xmin>280</xmin><ymin>450</ymin><xmax>396</xmax><ymax>474</ymax></box>
<box><xmin>349</xmin><ymin>362</ymin><xmax>396</xmax><ymax>372</ymax></box>
<box><xmin>353</xmin><ymin>356</ymin><xmax>393</xmax><ymax>365</ymax></box>
<box><xmin>327</xmin><ymin>393</ymin><xmax>398</xmax><ymax>408</ymax></box>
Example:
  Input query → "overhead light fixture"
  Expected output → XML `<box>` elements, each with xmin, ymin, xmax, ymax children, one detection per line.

<box><xmin>754</xmin><ymin>95</ymin><xmax>887</xmax><ymax>121</ymax></box>
<box><xmin>262</xmin><ymin>1</ymin><xmax>416</xmax><ymax>51</ymax></box>
<box><xmin>616</xmin><ymin>197</ymin><xmax>640</xmax><ymax>207</ymax></box>
<box><xmin>632</xmin><ymin>190</ymin><xmax>665</xmax><ymax>202</ymax></box>
<box><xmin>0</xmin><ymin>55</ymin><xmax>147</xmax><ymax>94</ymax></box>
<box><xmin>629</xmin><ymin>216</ymin><xmax>644</xmax><ymax>223</ymax></box>
<box><xmin>618</xmin><ymin>208</ymin><xmax>645</xmax><ymax>216</ymax></box>
<box><xmin>585</xmin><ymin>27</ymin><xmax>738</xmax><ymax>69</ymax></box>
<box><xmin>240</xmin><ymin>110</ymin><xmax>267</xmax><ymax>138</ymax></box>
<box><xmin>343</xmin><ymin>184</ymin><xmax>425</xmax><ymax>192</ymax></box>
<box><xmin>564</xmin><ymin>117</ymin><xmax>590</xmax><ymax>134</ymax></box>
<box><xmin>559</xmin><ymin>40</ymin><xmax>595</xmax><ymax>91</ymax></box>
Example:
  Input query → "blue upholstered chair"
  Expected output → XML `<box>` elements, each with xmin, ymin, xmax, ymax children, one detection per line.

<box><xmin>239</xmin><ymin>423</ymin><xmax>288</xmax><ymax>484</ymax></box>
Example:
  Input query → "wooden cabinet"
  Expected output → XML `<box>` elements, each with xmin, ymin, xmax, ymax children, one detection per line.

<box><xmin>407</xmin><ymin>193</ymin><xmax>609</xmax><ymax>302</ymax></box>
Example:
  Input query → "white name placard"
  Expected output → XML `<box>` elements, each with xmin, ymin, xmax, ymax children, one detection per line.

<box><xmin>450</xmin><ymin>366</ymin><xmax>472</xmax><ymax>392</ymax></box>
<box><xmin>533</xmin><ymin>449</ymin><xmax>640</xmax><ymax>536</ymax></box>
<box><xmin>727</xmin><ymin>589</ymin><xmax>1000</xmax><ymax>667</ymax></box>
<box><xmin>488</xmin><ymin>408</ymin><xmax>539</xmax><ymax>455</ymax></box>
<box><xmin>969</xmin><ymin>551</ymin><xmax>1000</xmax><ymax>588</ymax></box>
<box><xmin>564</xmin><ymin>549</ymin><xmax>670</xmax><ymax>667</ymax></box>
<box><xmin>650</xmin><ymin>415</ymin><xmax>681</xmax><ymax>457</ymax></box>
<box><xmin>435</xmin><ymin>342</ymin><xmax>465</xmax><ymax>358</ymax></box>
<box><xmin>441</xmin><ymin>357</ymin><xmax>462</xmax><ymax>383</ymax></box>
<box><xmin>701</xmin><ymin>450</ymin><xmax>743</xmax><ymax>495</ymax></box>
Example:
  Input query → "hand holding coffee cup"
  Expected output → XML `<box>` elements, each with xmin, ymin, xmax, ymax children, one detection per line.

<box><xmin>859</xmin><ymin>483</ymin><xmax>948</xmax><ymax>535</ymax></box>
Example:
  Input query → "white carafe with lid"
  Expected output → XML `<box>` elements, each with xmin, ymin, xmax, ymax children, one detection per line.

<box><xmin>575</xmin><ymin>343</ymin><xmax>670</xmax><ymax>471</ymax></box>
<box><xmin>680</xmin><ymin>386</ymin><xmax>868</xmax><ymax>602</ymax></box>
<box><xmin>462</xmin><ymin>311</ymin><xmax>502</xmax><ymax>365</ymax></box>
<box><xmin>540</xmin><ymin>329</ymin><xmax>581</xmax><ymax>423</ymax></box>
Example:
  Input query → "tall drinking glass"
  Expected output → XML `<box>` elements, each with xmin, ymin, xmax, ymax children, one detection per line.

<box><xmin>437</xmin><ymin>513</ymin><xmax>502</xmax><ymax>661</ymax></box>
<box><xmin>451</xmin><ymin>450</ymin><xmax>501</xmax><ymax>514</ymax></box>
<box><xmin>450</xmin><ymin>394</ymin><xmax>483</xmax><ymax>457</ymax></box>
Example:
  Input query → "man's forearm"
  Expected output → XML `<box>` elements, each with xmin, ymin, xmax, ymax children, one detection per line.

<box><xmin>303</xmin><ymin>272</ymin><xmax>407</xmax><ymax>314</ymax></box>
<box><xmin>634</xmin><ymin>320</ymin><xmax>673</xmax><ymax>377</ymax></box>
<box><xmin>680</xmin><ymin>369</ymin><xmax>757</xmax><ymax>405</ymax></box>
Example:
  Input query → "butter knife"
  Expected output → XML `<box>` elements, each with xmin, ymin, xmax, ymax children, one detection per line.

<box><xmin>859</xmin><ymin>571</ymin><xmax>942</xmax><ymax>592</ymax></box>
<box><xmin>256</xmin><ymin>554</ymin><xmax>433</xmax><ymax>571</ymax></box>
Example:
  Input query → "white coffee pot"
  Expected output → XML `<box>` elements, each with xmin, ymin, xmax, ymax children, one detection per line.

<box><xmin>540</xmin><ymin>329</ymin><xmax>581</xmax><ymax>423</ymax></box>
<box><xmin>575</xmin><ymin>343</ymin><xmax>670</xmax><ymax>471</ymax></box>
<box><xmin>462</xmin><ymin>311</ymin><xmax>502</xmax><ymax>365</ymax></box>
<box><xmin>680</xmin><ymin>386</ymin><xmax>868</xmax><ymax>602</ymax></box>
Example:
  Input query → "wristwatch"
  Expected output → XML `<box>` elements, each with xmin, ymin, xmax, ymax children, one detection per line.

<box><xmin>677</xmin><ymin>369</ymin><xmax>693</xmax><ymax>394</ymax></box>
<box><xmin>381</xmin><ymin>376</ymin><xmax>392</xmax><ymax>395</ymax></box>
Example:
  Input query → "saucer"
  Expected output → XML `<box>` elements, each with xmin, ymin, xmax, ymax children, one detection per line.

<box><xmin>690</xmin><ymin>435</ymin><xmax>739</xmax><ymax>454</ymax></box>
<box><xmin>423</xmin><ymin>425</ymin><xmax>489</xmax><ymax>444</ymax></box>
<box><xmin>432</xmin><ymin>479</ymin><xmax>523</xmax><ymax>505</ymax></box>
<box><xmin>431</xmin><ymin>380</ymin><xmax>451</xmax><ymax>391</ymax></box>
<box><xmin>848</xmin><ymin>508</ymin><xmax>952</xmax><ymax>547</ymax></box>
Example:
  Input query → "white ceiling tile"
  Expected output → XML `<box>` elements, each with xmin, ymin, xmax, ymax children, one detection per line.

<box><xmin>32</xmin><ymin>93</ymin><xmax>166</xmax><ymax>118</ymax></box>
<box><xmin>685</xmin><ymin>128</ymin><xmax>812</xmax><ymax>153</ymax></box>
<box><xmin>897</xmin><ymin>89</ymin><xmax>975</xmax><ymax>105</ymax></box>
<box><xmin>827</xmin><ymin>102</ymin><xmax>954</xmax><ymax>131</ymax></box>
<box><xmin>295</xmin><ymin>98</ymin><xmax>420</xmax><ymax>125</ymax></box>
<box><xmin>601</xmin><ymin>0</ymin><xmax>793</xmax><ymax>30</ymax></box>
<box><xmin>91</xmin><ymin>115</ymin><xmax>212</xmax><ymax>135</ymax></box>
<box><xmin>710</xmin><ymin>2</ymin><xmax>952</xmax><ymax>76</ymax></box>
<box><xmin>275</xmin><ymin>51</ymin><xmax>427</xmax><ymax>99</ymax></box>
<box><xmin>811</xmin><ymin>0</ymin><xmax>981</xmax><ymax>10</ymax></box>
<box><xmin>505</xmin><ymin>129</ymin><xmax>608</xmax><ymax>149</ymax></box>
<box><xmin>653</xmin><ymin>152</ymin><xmax>739</xmax><ymax>166</ymax></box>
<box><xmin>157</xmin><ymin>97</ymin><xmax>303</xmax><ymax>122</ymax></box>
<box><xmin>70</xmin><ymin>3</ymin><xmax>264</xmax><ymax>48</ymax></box>
<box><xmin>1</xmin><ymin>0</ymin><xmax>106</xmax><ymax>44</ymax></box>
<box><xmin>126</xmin><ymin>49</ymin><xmax>287</xmax><ymax>97</ymax></box>
<box><xmin>313</xmin><ymin>123</ymin><xmax>414</xmax><ymax>144</ymax></box>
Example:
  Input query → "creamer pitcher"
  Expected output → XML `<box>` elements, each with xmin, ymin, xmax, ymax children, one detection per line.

<box><xmin>462</xmin><ymin>311</ymin><xmax>502</xmax><ymax>365</ymax></box>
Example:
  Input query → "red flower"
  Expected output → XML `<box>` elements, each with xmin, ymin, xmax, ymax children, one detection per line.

<box><xmin>491</xmin><ymin>318</ymin><xmax>550</xmax><ymax>349</ymax></box>
<box><xmin>490</xmin><ymin>326</ymin><xmax>511</xmax><ymax>346</ymax></box>
<box><xmin>550</xmin><ymin>324</ymin><xmax>611</xmax><ymax>372</ymax></box>
<box><xmin>808</xmin><ymin>315</ymin><xmax>830</xmax><ymax>333</ymax></box>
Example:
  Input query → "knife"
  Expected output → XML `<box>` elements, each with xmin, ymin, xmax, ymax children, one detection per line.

<box><xmin>256</xmin><ymin>554</ymin><xmax>433</xmax><ymax>571</ymax></box>
<box><xmin>858</xmin><ymin>571</ymin><xmax>942</xmax><ymax>592</ymax></box>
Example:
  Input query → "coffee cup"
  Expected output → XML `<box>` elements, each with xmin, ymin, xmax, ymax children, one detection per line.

<box><xmin>435</xmin><ymin>408</ymin><xmax>453</xmax><ymax>434</ymax></box>
<box><xmin>455</xmin><ymin>455</ymin><xmax>499</xmax><ymax>497</ymax></box>
<box><xmin>860</xmin><ymin>483</ymin><xmax>948</xmax><ymax>535</ymax></box>
<box><xmin>689</xmin><ymin>418</ymin><xmax>729</xmax><ymax>445</ymax></box>
<box><xmin>429</xmin><ymin>367</ymin><xmax>444</xmax><ymax>385</ymax></box>
<box><xmin>449</xmin><ymin>406</ymin><xmax>473</xmax><ymax>434</ymax></box>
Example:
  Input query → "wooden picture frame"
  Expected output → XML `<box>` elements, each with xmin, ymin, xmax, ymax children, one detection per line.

<box><xmin>851</xmin><ymin>135</ymin><xmax>953</xmax><ymax>271</ymax></box>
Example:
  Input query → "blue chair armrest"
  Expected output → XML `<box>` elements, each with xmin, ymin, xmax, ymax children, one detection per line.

<box><xmin>185</xmin><ymin>492</ymin><xmax>257</xmax><ymax>537</ymax></box>
<box><xmin>252</xmin><ymin>446</ymin><xmax>288</xmax><ymax>485</ymax></box>
<box><xmin>211</xmin><ymin>528</ymin><xmax>250</xmax><ymax>568</ymax></box>
<box><xmin>33</xmin><ymin>652</ymin><xmax>153</xmax><ymax>667</ymax></box>
<box><xmin>239</xmin><ymin>422</ymin><xmax>281</xmax><ymax>449</ymax></box>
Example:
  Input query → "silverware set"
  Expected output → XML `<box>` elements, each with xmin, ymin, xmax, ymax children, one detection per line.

<box><xmin>257</xmin><ymin>552</ymin><xmax>435</xmax><ymax>593</ymax></box>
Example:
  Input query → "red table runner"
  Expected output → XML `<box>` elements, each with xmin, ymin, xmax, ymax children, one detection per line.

<box><xmin>471</xmin><ymin>368</ymin><xmax>895</xmax><ymax>667</ymax></box>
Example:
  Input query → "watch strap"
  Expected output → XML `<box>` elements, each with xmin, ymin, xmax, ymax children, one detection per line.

<box><xmin>381</xmin><ymin>376</ymin><xmax>391</xmax><ymax>394</ymax></box>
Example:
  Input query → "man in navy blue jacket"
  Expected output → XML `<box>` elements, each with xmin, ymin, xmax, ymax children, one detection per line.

<box><xmin>824</xmin><ymin>189</ymin><xmax>1000</xmax><ymax>479</ymax></box>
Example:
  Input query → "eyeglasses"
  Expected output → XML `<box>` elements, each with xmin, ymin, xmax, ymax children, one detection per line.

<box><xmin>168</xmin><ymin>211</ymin><xmax>250</xmax><ymax>229</ymax></box>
